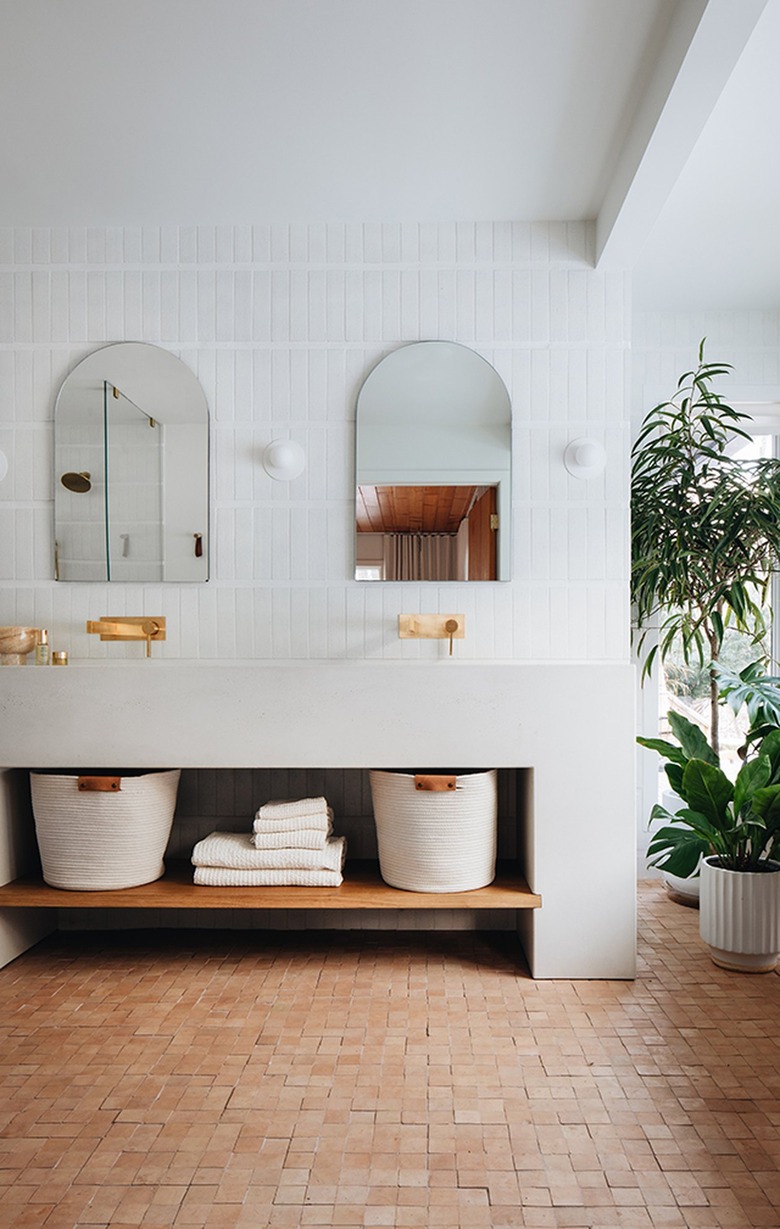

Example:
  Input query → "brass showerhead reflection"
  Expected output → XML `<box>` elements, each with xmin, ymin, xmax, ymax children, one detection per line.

<box><xmin>60</xmin><ymin>471</ymin><xmax>91</xmax><ymax>493</ymax></box>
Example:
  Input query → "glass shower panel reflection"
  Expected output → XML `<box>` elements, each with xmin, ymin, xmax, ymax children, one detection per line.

<box><xmin>104</xmin><ymin>381</ymin><xmax>163</xmax><ymax>581</ymax></box>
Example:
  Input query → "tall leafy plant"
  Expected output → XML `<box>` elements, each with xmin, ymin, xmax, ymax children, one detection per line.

<box><xmin>631</xmin><ymin>341</ymin><xmax>780</xmax><ymax>754</ymax></box>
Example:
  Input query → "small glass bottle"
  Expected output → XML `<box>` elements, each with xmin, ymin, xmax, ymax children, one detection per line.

<box><xmin>35</xmin><ymin>629</ymin><xmax>50</xmax><ymax>665</ymax></box>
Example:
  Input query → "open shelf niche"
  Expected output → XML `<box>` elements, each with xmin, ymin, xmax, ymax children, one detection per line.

<box><xmin>0</xmin><ymin>767</ymin><xmax>539</xmax><ymax>924</ymax></box>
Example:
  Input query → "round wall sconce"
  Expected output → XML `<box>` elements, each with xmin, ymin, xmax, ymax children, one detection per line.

<box><xmin>563</xmin><ymin>438</ymin><xmax>606</xmax><ymax>479</ymax></box>
<box><xmin>0</xmin><ymin>449</ymin><xmax>8</xmax><ymax>483</ymax></box>
<box><xmin>262</xmin><ymin>439</ymin><xmax>306</xmax><ymax>481</ymax></box>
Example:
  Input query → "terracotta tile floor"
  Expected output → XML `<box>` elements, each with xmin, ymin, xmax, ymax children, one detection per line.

<box><xmin>0</xmin><ymin>882</ymin><xmax>779</xmax><ymax>1229</ymax></box>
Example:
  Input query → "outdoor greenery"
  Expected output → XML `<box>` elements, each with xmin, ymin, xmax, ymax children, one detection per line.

<box><xmin>639</xmin><ymin>665</ymin><xmax>780</xmax><ymax>875</ymax></box>
<box><xmin>631</xmin><ymin>340</ymin><xmax>780</xmax><ymax>754</ymax></box>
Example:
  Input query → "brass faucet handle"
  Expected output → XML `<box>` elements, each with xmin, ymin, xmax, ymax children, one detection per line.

<box><xmin>444</xmin><ymin>619</ymin><xmax>459</xmax><ymax>655</ymax></box>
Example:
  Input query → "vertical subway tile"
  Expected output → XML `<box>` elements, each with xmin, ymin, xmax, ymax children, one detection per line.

<box><xmin>85</xmin><ymin>271</ymin><xmax>106</xmax><ymax>340</ymax></box>
<box><xmin>174</xmin><ymin>270</ymin><xmax>196</xmax><ymax>342</ymax></box>
<box><xmin>0</xmin><ymin>228</ymin><xmax>15</xmax><ymax>264</ymax></box>
<box><xmin>215</xmin><ymin>270</ymin><xmax>235</xmax><ymax>343</ymax></box>
<box><xmin>380</xmin><ymin>270</ymin><xmax>401</xmax><ymax>341</ymax></box>
<box><xmin>344</xmin><ymin>270</ymin><xmax>363</xmax><ymax>341</ymax></box>
<box><xmin>362</xmin><ymin>271</ymin><xmax>381</xmax><ymax>340</ymax></box>
<box><xmin>67</xmin><ymin>271</ymin><xmax>87</xmax><ymax>340</ymax></box>
<box><xmin>251</xmin><ymin>271</ymin><xmax>271</xmax><ymax>342</ymax></box>
<box><xmin>250</xmin><ymin>224</ymin><xmax>271</xmax><ymax>263</ymax></box>
<box><xmin>362</xmin><ymin>223</ymin><xmax>382</xmax><ymax>264</ymax></box>
<box><xmin>13</xmin><ymin>230</ymin><xmax>33</xmax><ymax>264</ymax></box>
<box><xmin>160</xmin><ymin>270</ymin><xmax>180</xmax><ymax>340</ymax></box>
<box><xmin>142</xmin><ymin>271</ymin><xmax>161</xmax><ymax>339</ymax></box>
<box><xmin>381</xmin><ymin>224</ymin><xmax>401</xmax><ymax>264</ymax></box>
<box><xmin>270</xmin><ymin>270</ymin><xmax>290</xmax><ymax>341</ymax></box>
<box><xmin>233</xmin><ymin>270</ymin><xmax>252</xmax><ymax>343</ymax></box>
<box><xmin>307</xmin><ymin>223</ymin><xmax>327</xmax><ymax>265</ymax></box>
<box><xmin>324</xmin><ymin>270</ymin><xmax>345</xmax><ymax>342</ymax></box>
<box><xmin>14</xmin><ymin>273</ymin><xmax>33</xmax><ymax>342</ymax></box>
<box><xmin>31</xmin><ymin>271</ymin><xmax>50</xmax><ymax>342</ymax></box>
<box><xmin>196</xmin><ymin>270</ymin><xmax>216</xmax><ymax>342</ymax></box>
<box><xmin>289</xmin><ymin>270</ymin><xmax>308</xmax><ymax>342</ymax></box>
<box><xmin>215</xmin><ymin>225</ymin><xmax>234</xmax><ymax>264</ymax></box>
<box><xmin>325</xmin><ymin>223</ymin><xmax>345</xmax><ymax>265</ymax></box>
<box><xmin>123</xmin><ymin>270</ymin><xmax>142</xmax><ymax>338</ymax></box>
<box><xmin>197</xmin><ymin>226</ymin><xmax>216</xmax><ymax>264</ymax></box>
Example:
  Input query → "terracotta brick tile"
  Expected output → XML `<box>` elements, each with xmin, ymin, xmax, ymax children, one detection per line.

<box><xmin>0</xmin><ymin>890</ymin><xmax>777</xmax><ymax>1227</ymax></box>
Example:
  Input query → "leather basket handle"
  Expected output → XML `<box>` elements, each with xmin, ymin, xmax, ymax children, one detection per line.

<box><xmin>414</xmin><ymin>774</ymin><xmax>457</xmax><ymax>792</ymax></box>
<box><xmin>77</xmin><ymin>776</ymin><xmax>122</xmax><ymax>792</ymax></box>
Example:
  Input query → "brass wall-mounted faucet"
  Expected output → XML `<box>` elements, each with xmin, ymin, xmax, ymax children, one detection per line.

<box><xmin>398</xmin><ymin>614</ymin><xmax>465</xmax><ymax>656</ymax></box>
<box><xmin>86</xmin><ymin>617</ymin><xmax>166</xmax><ymax>658</ymax></box>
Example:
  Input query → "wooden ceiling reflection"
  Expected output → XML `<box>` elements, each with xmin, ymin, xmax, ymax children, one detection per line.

<box><xmin>356</xmin><ymin>485</ymin><xmax>478</xmax><ymax>534</ymax></box>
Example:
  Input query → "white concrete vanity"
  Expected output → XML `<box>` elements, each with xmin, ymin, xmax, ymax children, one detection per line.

<box><xmin>0</xmin><ymin>660</ymin><xmax>636</xmax><ymax>978</ymax></box>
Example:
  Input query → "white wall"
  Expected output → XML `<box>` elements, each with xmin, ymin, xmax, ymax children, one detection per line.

<box><xmin>0</xmin><ymin>221</ymin><xmax>631</xmax><ymax>664</ymax></box>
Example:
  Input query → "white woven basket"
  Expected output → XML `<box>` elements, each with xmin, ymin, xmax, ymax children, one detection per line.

<box><xmin>30</xmin><ymin>769</ymin><xmax>181</xmax><ymax>890</ymax></box>
<box><xmin>369</xmin><ymin>769</ymin><xmax>497</xmax><ymax>892</ymax></box>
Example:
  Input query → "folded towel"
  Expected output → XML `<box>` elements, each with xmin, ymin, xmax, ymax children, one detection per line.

<box><xmin>251</xmin><ymin>828</ymin><xmax>329</xmax><ymax>851</ymax></box>
<box><xmin>252</xmin><ymin>807</ymin><xmax>333</xmax><ymax>836</ymax></box>
<box><xmin>192</xmin><ymin>831</ymin><xmax>345</xmax><ymax>872</ymax></box>
<box><xmin>256</xmin><ymin>796</ymin><xmax>329</xmax><ymax>821</ymax></box>
<box><xmin>193</xmin><ymin>865</ymin><xmax>343</xmax><ymax>887</ymax></box>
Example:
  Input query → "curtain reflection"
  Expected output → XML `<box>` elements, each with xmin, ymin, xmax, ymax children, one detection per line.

<box><xmin>382</xmin><ymin>533</ymin><xmax>458</xmax><ymax>581</ymax></box>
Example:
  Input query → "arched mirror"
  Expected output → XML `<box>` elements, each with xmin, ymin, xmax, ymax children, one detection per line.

<box><xmin>355</xmin><ymin>341</ymin><xmax>511</xmax><ymax>581</ymax></box>
<box><xmin>54</xmin><ymin>343</ymin><xmax>209</xmax><ymax>582</ymax></box>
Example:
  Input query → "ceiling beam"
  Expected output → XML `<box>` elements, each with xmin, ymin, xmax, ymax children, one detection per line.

<box><xmin>596</xmin><ymin>0</ymin><xmax>769</xmax><ymax>269</ymax></box>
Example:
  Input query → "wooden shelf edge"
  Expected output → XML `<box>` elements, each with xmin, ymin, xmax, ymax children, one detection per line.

<box><xmin>0</xmin><ymin>860</ymin><xmax>541</xmax><ymax>911</ymax></box>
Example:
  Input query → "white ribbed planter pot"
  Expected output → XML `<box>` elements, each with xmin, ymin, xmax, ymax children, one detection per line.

<box><xmin>663</xmin><ymin>869</ymin><xmax>700</xmax><ymax>907</ymax></box>
<box><xmin>700</xmin><ymin>856</ymin><xmax>780</xmax><ymax>973</ymax></box>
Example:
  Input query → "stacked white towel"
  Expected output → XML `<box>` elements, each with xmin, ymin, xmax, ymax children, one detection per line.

<box><xmin>192</xmin><ymin>796</ymin><xmax>346</xmax><ymax>887</ymax></box>
<box><xmin>252</xmin><ymin>796</ymin><xmax>333</xmax><ymax>849</ymax></box>
<box><xmin>191</xmin><ymin>830</ymin><xmax>346</xmax><ymax>886</ymax></box>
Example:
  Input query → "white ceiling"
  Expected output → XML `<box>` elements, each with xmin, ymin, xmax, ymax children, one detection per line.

<box><xmin>633</xmin><ymin>0</ymin><xmax>780</xmax><ymax>310</ymax></box>
<box><xmin>0</xmin><ymin>0</ymin><xmax>776</xmax><ymax>311</ymax></box>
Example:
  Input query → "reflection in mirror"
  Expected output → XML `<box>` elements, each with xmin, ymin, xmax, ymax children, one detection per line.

<box><xmin>355</xmin><ymin>484</ymin><xmax>499</xmax><ymax>580</ymax></box>
<box><xmin>54</xmin><ymin>343</ymin><xmax>209</xmax><ymax>582</ymax></box>
<box><xmin>355</xmin><ymin>342</ymin><xmax>511</xmax><ymax>581</ymax></box>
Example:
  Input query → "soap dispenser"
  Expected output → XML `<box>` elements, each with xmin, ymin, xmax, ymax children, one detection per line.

<box><xmin>35</xmin><ymin>629</ymin><xmax>50</xmax><ymax>665</ymax></box>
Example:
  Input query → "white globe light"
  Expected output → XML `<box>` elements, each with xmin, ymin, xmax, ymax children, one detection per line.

<box><xmin>262</xmin><ymin>439</ymin><xmax>306</xmax><ymax>481</ymax></box>
<box><xmin>563</xmin><ymin>438</ymin><xmax>606</xmax><ymax>479</ymax></box>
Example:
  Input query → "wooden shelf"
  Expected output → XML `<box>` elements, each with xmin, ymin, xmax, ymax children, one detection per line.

<box><xmin>0</xmin><ymin>860</ymin><xmax>540</xmax><ymax>911</ymax></box>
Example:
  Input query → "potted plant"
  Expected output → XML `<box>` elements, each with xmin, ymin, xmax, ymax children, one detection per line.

<box><xmin>640</xmin><ymin>684</ymin><xmax>780</xmax><ymax>971</ymax></box>
<box><xmin>631</xmin><ymin>341</ymin><xmax>780</xmax><ymax>757</ymax></box>
<box><xmin>632</xmin><ymin>341</ymin><xmax>780</xmax><ymax>899</ymax></box>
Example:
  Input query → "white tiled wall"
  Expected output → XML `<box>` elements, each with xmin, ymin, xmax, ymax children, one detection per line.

<box><xmin>0</xmin><ymin>221</ymin><xmax>631</xmax><ymax>663</ymax></box>
<box><xmin>633</xmin><ymin>310</ymin><xmax>780</xmax><ymax>412</ymax></box>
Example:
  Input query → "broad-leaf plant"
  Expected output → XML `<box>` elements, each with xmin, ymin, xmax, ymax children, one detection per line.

<box><xmin>639</xmin><ymin>667</ymin><xmax>780</xmax><ymax>875</ymax></box>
